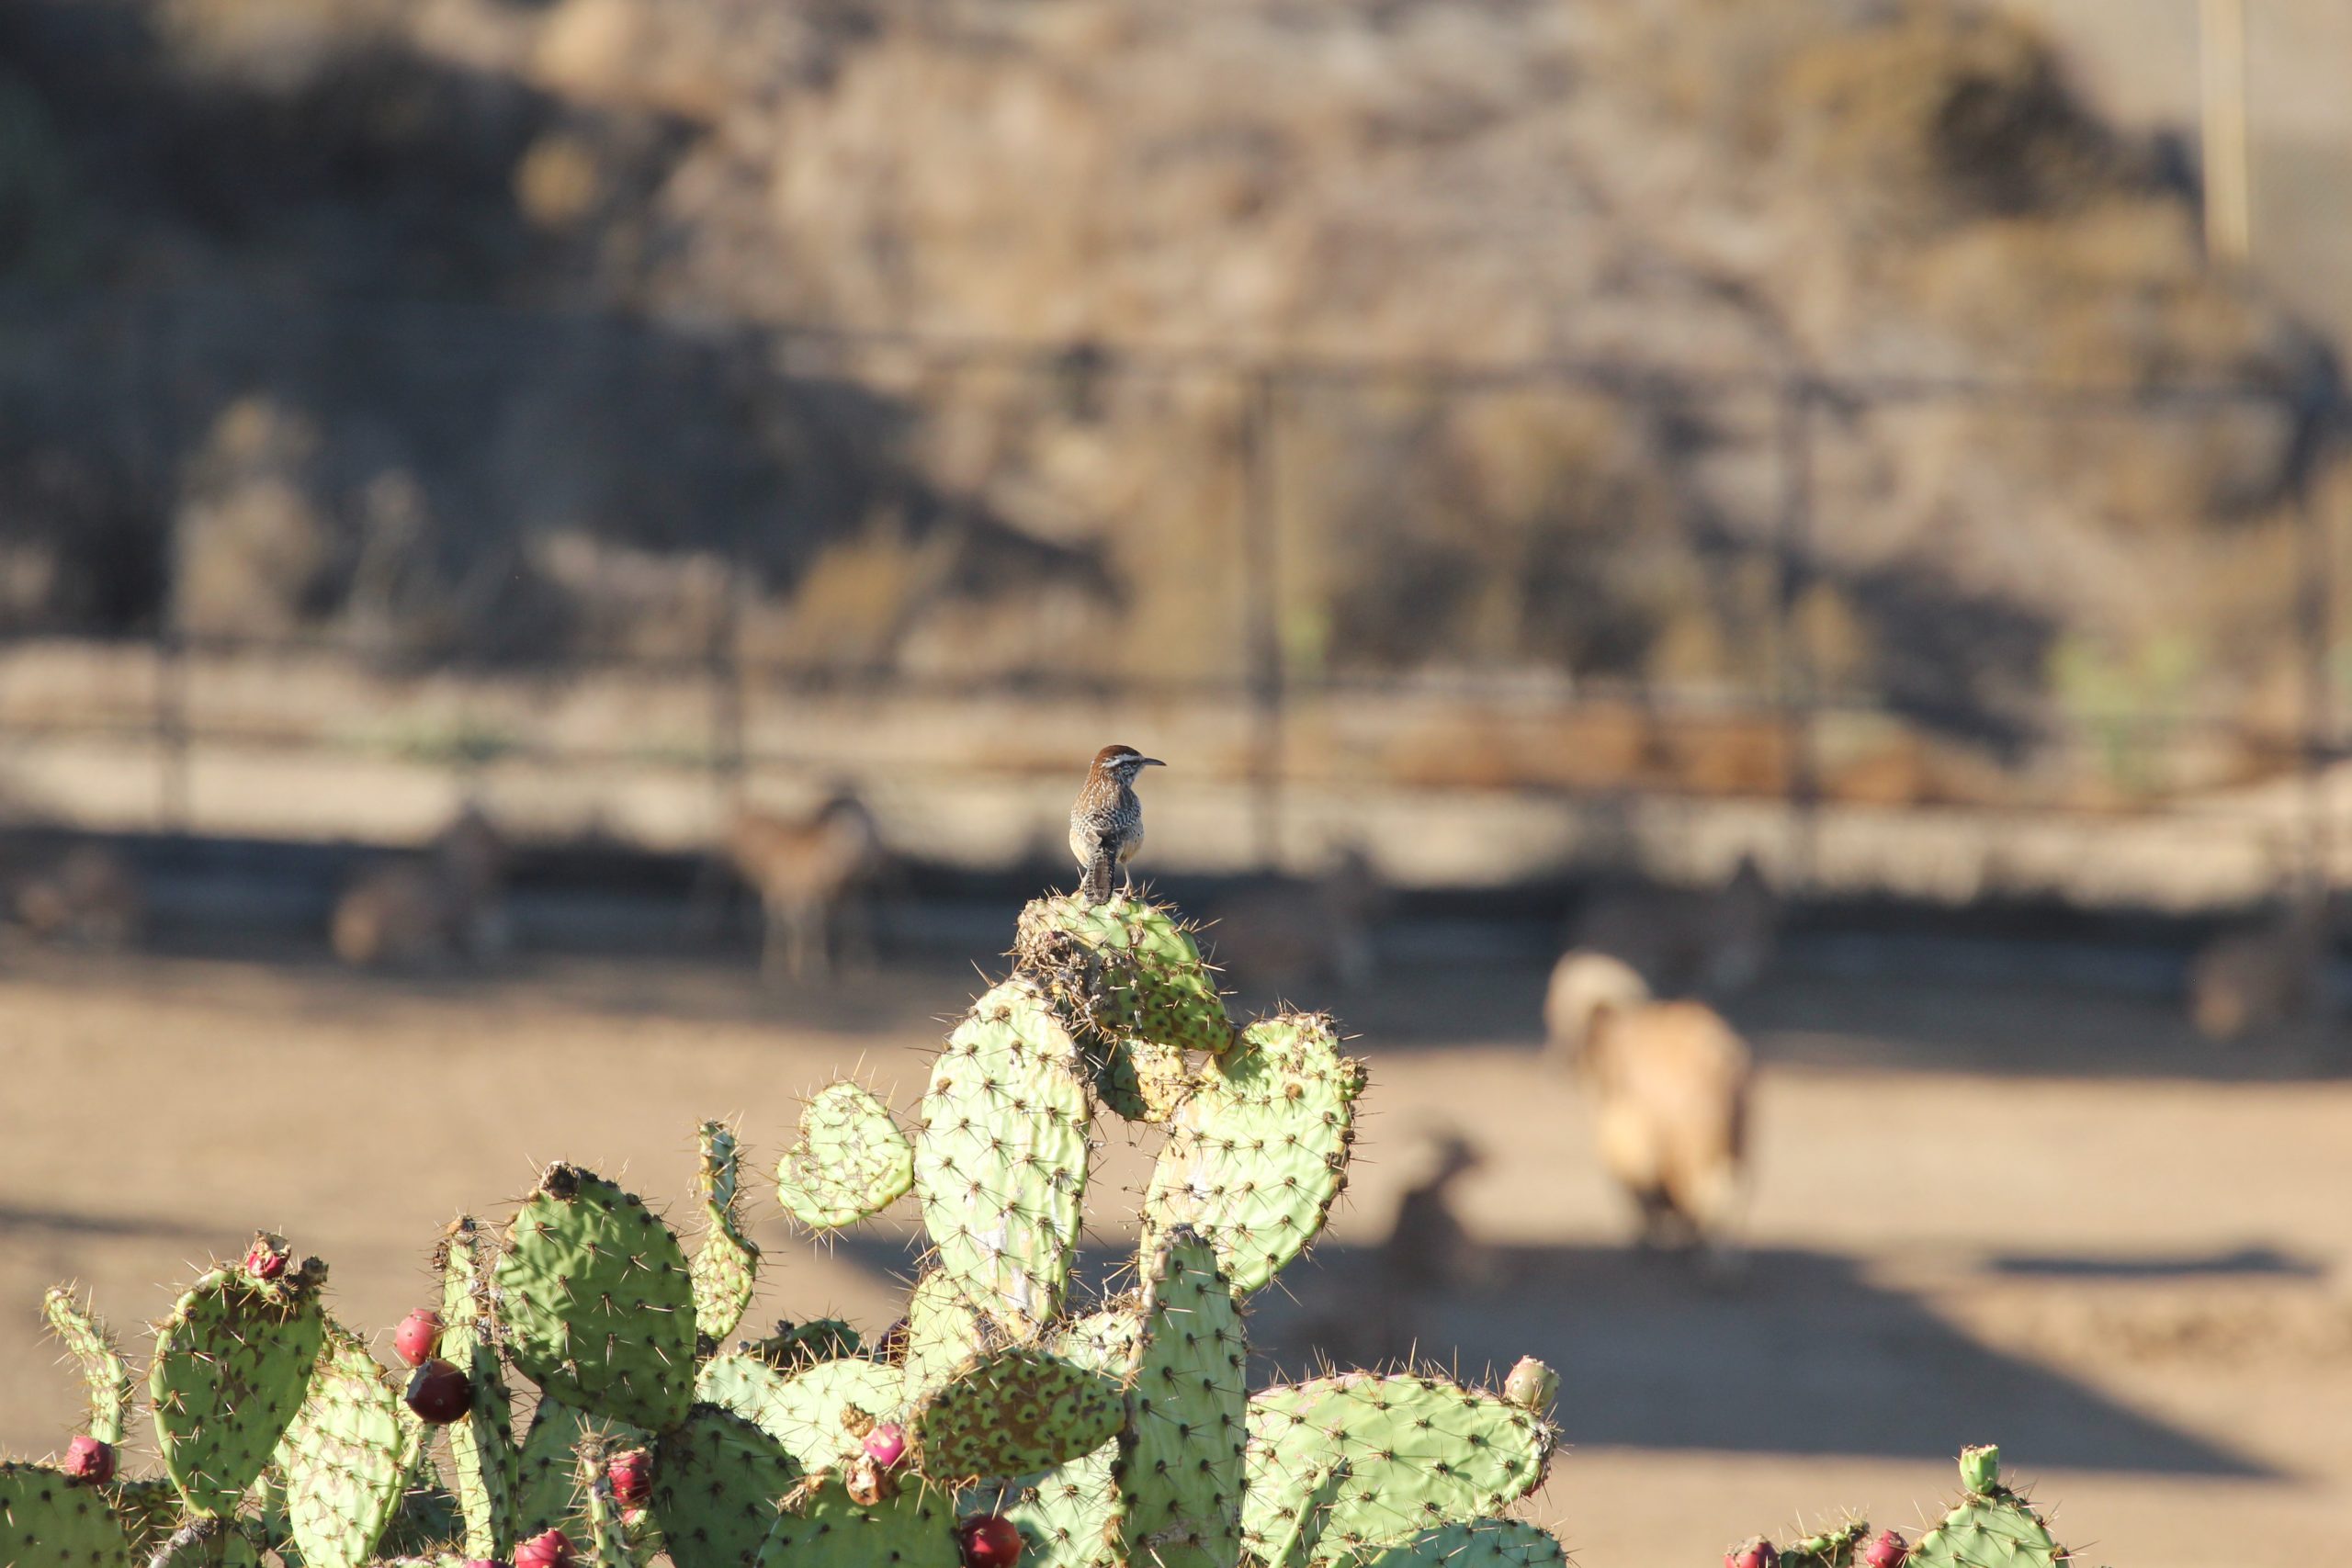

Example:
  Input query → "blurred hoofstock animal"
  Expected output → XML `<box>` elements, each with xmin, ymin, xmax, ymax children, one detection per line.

<box><xmin>1205</xmin><ymin>843</ymin><xmax>1386</xmax><ymax>994</ymax></box>
<box><xmin>2187</xmin><ymin>894</ymin><xmax>2329</xmax><ymax>1043</ymax></box>
<box><xmin>1546</xmin><ymin>948</ymin><xmax>1753</xmax><ymax>1274</ymax></box>
<box><xmin>331</xmin><ymin>802</ymin><xmax>512</xmax><ymax>969</ymax></box>
<box><xmin>725</xmin><ymin>792</ymin><xmax>888</xmax><ymax>983</ymax></box>
<box><xmin>8</xmin><ymin>841</ymin><xmax>144</xmax><ymax>949</ymax></box>
<box><xmin>1571</xmin><ymin>853</ymin><xmax>1778</xmax><ymax>998</ymax></box>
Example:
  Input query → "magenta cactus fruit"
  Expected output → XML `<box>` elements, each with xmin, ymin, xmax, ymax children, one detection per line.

<box><xmin>608</xmin><ymin>1447</ymin><xmax>653</xmax><ymax>1507</ymax></box>
<box><xmin>515</xmin><ymin>1529</ymin><xmax>574</xmax><ymax>1568</ymax></box>
<box><xmin>956</xmin><ymin>1513</ymin><xmax>1024</xmax><ymax>1568</ymax></box>
<box><xmin>1860</xmin><ymin>1529</ymin><xmax>1908</xmax><ymax>1568</ymax></box>
<box><xmin>863</xmin><ymin>1421</ymin><xmax>909</xmax><ymax>1468</ymax></box>
<box><xmin>392</xmin><ymin>1307</ymin><xmax>443</xmax><ymax>1368</ymax></box>
<box><xmin>61</xmin><ymin>1435</ymin><xmax>115</xmax><ymax>1484</ymax></box>
<box><xmin>244</xmin><ymin>1232</ymin><xmax>290</xmax><ymax>1280</ymax></box>
<box><xmin>402</xmin><ymin>1357</ymin><xmax>474</xmax><ymax>1424</ymax></box>
<box><xmin>1725</xmin><ymin>1537</ymin><xmax>1779</xmax><ymax>1568</ymax></box>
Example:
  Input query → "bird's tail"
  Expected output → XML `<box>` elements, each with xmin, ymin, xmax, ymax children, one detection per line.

<box><xmin>1080</xmin><ymin>847</ymin><xmax>1114</xmax><ymax>905</ymax></box>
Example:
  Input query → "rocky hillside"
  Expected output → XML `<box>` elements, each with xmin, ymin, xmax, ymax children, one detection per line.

<box><xmin>0</xmin><ymin>0</ymin><xmax>2336</xmax><ymax>766</ymax></box>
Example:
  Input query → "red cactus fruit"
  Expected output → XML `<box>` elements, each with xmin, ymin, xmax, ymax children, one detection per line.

<box><xmin>515</xmin><ymin>1529</ymin><xmax>573</xmax><ymax>1568</ymax></box>
<box><xmin>1860</xmin><ymin>1530</ymin><xmax>1908</xmax><ymax>1568</ymax></box>
<box><xmin>403</xmin><ymin>1358</ymin><xmax>475</xmax><ymax>1424</ymax></box>
<box><xmin>62</xmin><ymin>1435</ymin><xmax>115</xmax><ymax>1484</ymax></box>
<box><xmin>607</xmin><ymin>1448</ymin><xmax>653</xmax><ymax>1507</ymax></box>
<box><xmin>244</xmin><ymin>1235</ymin><xmax>289</xmax><ymax>1280</ymax></box>
<box><xmin>863</xmin><ymin>1422</ymin><xmax>908</xmax><ymax>1468</ymax></box>
<box><xmin>393</xmin><ymin>1308</ymin><xmax>444</xmax><ymax>1368</ymax></box>
<box><xmin>956</xmin><ymin>1513</ymin><xmax>1023</xmax><ymax>1568</ymax></box>
<box><xmin>461</xmin><ymin>1562</ymin><xmax>502</xmax><ymax>1568</ymax></box>
<box><xmin>1725</xmin><ymin>1538</ymin><xmax>1779</xmax><ymax>1568</ymax></box>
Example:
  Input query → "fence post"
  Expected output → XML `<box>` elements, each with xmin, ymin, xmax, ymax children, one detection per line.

<box><xmin>2295</xmin><ymin>430</ymin><xmax>2336</xmax><ymax>905</ymax></box>
<box><xmin>1773</xmin><ymin>377</ymin><xmax>1820</xmax><ymax>894</ymax></box>
<box><xmin>1239</xmin><ymin>368</ymin><xmax>1285</xmax><ymax>872</ymax></box>
<box><xmin>710</xmin><ymin>548</ymin><xmax>747</xmax><ymax>826</ymax></box>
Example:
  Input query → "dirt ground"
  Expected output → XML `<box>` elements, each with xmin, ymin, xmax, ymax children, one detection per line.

<box><xmin>2</xmin><ymin>934</ymin><xmax>2348</xmax><ymax>1566</ymax></box>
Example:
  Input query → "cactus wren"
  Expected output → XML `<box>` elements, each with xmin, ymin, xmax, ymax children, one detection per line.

<box><xmin>1069</xmin><ymin>744</ymin><xmax>1164</xmax><ymax>904</ymax></box>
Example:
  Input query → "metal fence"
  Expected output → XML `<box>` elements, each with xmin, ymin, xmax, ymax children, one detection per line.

<box><xmin>0</xmin><ymin>286</ymin><xmax>2343</xmax><ymax>906</ymax></box>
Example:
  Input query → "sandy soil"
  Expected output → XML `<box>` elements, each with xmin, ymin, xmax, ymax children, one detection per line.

<box><xmin>1</xmin><ymin>940</ymin><xmax>2347</xmax><ymax>1566</ymax></box>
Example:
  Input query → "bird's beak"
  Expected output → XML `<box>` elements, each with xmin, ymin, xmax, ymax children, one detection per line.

<box><xmin>1140</xmin><ymin>757</ymin><xmax>1166</xmax><ymax>767</ymax></box>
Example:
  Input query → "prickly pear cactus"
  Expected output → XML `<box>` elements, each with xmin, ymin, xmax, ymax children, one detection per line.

<box><xmin>696</xmin><ymin>1352</ymin><xmax>904</xmax><ymax>1473</ymax></box>
<box><xmin>42</xmin><ymin>1287</ymin><xmax>133</xmax><ymax>1448</ymax></box>
<box><xmin>495</xmin><ymin>1165</ymin><xmax>695</xmax><ymax>1431</ymax></box>
<box><xmin>1144</xmin><ymin>1012</ymin><xmax>1365</xmax><ymax>1292</ymax></box>
<box><xmin>752</xmin><ymin>1471</ymin><xmax>959</xmax><ymax>1568</ymax></box>
<box><xmin>1327</xmin><ymin>1518</ymin><xmax>1571</xmax><ymax>1566</ymax></box>
<box><xmin>689</xmin><ymin>1121</ymin><xmax>763</xmax><ymax>1342</ymax></box>
<box><xmin>648</xmin><ymin>1405</ymin><xmax>801</xmax><ymax>1568</ymax></box>
<box><xmin>775</xmin><ymin>1080</ymin><xmax>915</xmax><ymax>1231</ymax></box>
<box><xmin>1109</xmin><ymin>1228</ymin><xmax>1249</xmax><ymax>1568</ymax></box>
<box><xmin>150</xmin><ymin>1246</ymin><xmax>327</xmax><ymax>1518</ymax></box>
<box><xmin>1017</xmin><ymin>894</ymin><xmax>1236</xmax><ymax>1056</ymax></box>
<box><xmin>913</xmin><ymin>978</ymin><xmax>1093</xmax><ymax>1327</ymax></box>
<box><xmin>908</xmin><ymin>1343</ymin><xmax>1124</xmax><ymax>1482</ymax></box>
<box><xmin>1242</xmin><ymin>1372</ymin><xmax>1554</xmax><ymax>1560</ymax></box>
<box><xmin>439</xmin><ymin>1215</ymin><xmax>520</xmax><ymax>1558</ymax></box>
<box><xmin>277</xmin><ymin>1323</ymin><xmax>418</xmax><ymax>1568</ymax></box>
<box><xmin>0</xmin><ymin>1460</ymin><xmax>133</xmax><ymax>1566</ymax></box>
<box><xmin>1911</xmin><ymin>1448</ymin><xmax>2066</xmax><ymax>1568</ymax></box>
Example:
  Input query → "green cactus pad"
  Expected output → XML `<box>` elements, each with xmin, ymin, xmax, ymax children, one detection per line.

<box><xmin>914</xmin><ymin>980</ymin><xmax>1094</xmax><ymax>1328</ymax></box>
<box><xmin>1781</xmin><ymin>1520</ymin><xmax>1870</xmax><ymax>1568</ymax></box>
<box><xmin>150</xmin><ymin>1258</ymin><xmax>326</xmax><ymax>1517</ymax></box>
<box><xmin>1242</xmin><ymin>1372</ymin><xmax>1554</xmax><ymax>1560</ymax></box>
<box><xmin>1142</xmin><ymin>1013</ymin><xmax>1365</xmax><ymax>1293</ymax></box>
<box><xmin>1087</xmin><ymin>1034</ymin><xmax>1195</xmax><ymax>1124</ymax></box>
<box><xmin>513</xmin><ymin>1396</ymin><xmax>644</xmax><ymax>1541</ymax></box>
<box><xmin>583</xmin><ymin>1466</ymin><xmax>633</xmax><ymax>1568</ymax></box>
<box><xmin>440</xmin><ymin>1216</ymin><xmax>519</xmax><ymax>1557</ymax></box>
<box><xmin>1325</xmin><ymin>1518</ymin><xmax>1569</xmax><ymax>1567</ymax></box>
<box><xmin>279</xmin><ymin>1323</ymin><xmax>418</xmax><ymax>1568</ymax></box>
<box><xmin>696</xmin><ymin>1352</ymin><xmax>907</xmax><ymax>1472</ymax></box>
<box><xmin>1253</xmin><ymin>1456</ymin><xmax>1351</xmax><ymax>1568</ymax></box>
<box><xmin>1911</xmin><ymin>1452</ymin><xmax>2065</xmax><ymax>1568</ymax></box>
<box><xmin>1011</xmin><ymin>1445</ymin><xmax>1119</xmax><ymax>1568</ymax></box>
<box><xmin>908</xmin><ymin>1345</ymin><xmax>1124</xmax><ymax>1483</ymax></box>
<box><xmin>43</xmin><ymin>1287</ymin><xmax>134</xmax><ymax>1448</ymax></box>
<box><xmin>752</xmin><ymin>1471</ymin><xmax>960</xmax><ymax>1568</ymax></box>
<box><xmin>1016</xmin><ymin>895</ymin><xmax>1235</xmax><ymax>1056</ymax></box>
<box><xmin>690</xmin><ymin>1122</ymin><xmax>763</xmax><ymax>1343</ymax></box>
<box><xmin>1108</xmin><ymin>1229</ymin><xmax>1247</xmax><ymax>1568</ymax></box>
<box><xmin>495</xmin><ymin>1165</ymin><xmax>696</xmax><ymax>1432</ymax></box>
<box><xmin>0</xmin><ymin>1461</ymin><xmax>133</xmax><ymax>1566</ymax></box>
<box><xmin>104</xmin><ymin>1477</ymin><xmax>180</xmax><ymax>1557</ymax></box>
<box><xmin>775</xmin><ymin>1081</ymin><xmax>917</xmax><ymax>1231</ymax></box>
<box><xmin>648</xmin><ymin>1404</ymin><xmax>802</xmax><ymax>1568</ymax></box>
<box><xmin>901</xmin><ymin>1269</ymin><xmax>1016</xmax><ymax>1399</ymax></box>
<box><xmin>740</xmin><ymin>1318</ymin><xmax>864</xmax><ymax>1371</ymax></box>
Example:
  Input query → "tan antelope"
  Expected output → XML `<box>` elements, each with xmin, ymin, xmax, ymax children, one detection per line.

<box><xmin>1205</xmin><ymin>845</ymin><xmax>1385</xmax><ymax>995</ymax></box>
<box><xmin>331</xmin><ymin>804</ymin><xmax>512</xmax><ymax>969</ymax></box>
<box><xmin>12</xmin><ymin>843</ymin><xmax>145</xmax><ymax>949</ymax></box>
<box><xmin>2187</xmin><ymin>897</ymin><xmax>2328</xmax><ymax>1043</ymax></box>
<box><xmin>1571</xmin><ymin>853</ymin><xmax>1779</xmax><ymax>998</ymax></box>
<box><xmin>1545</xmin><ymin>949</ymin><xmax>1753</xmax><ymax>1271</ymax></box>
<box><xmin>726</xmin><ymin>794</ymin><xmax>887</xmax><ymax>983</ymax></box>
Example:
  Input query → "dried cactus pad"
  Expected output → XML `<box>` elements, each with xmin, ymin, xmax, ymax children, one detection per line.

<box><xmin>753</xmin><ymin>1471</ymin><xmax>959</xmax><ymax>1568</ymax></box>
<box><xmin>775</xmin><ymin>1081</ymin><xmax>915</xmax><ymax>1231</ymax></box>
<box><xmin>1017</xmin><ymin>895</ymin><xmax>1235</xmax><ymax>1057</ymax></box>
<box><xmin>650</xmin><ymin>1405</ymin><xmax>804</xmax><ymax>1568</ymax></box>
<box><xmin>691</xmin><ymin>1121</ymin><xmax>762</xmax><ymax>1342</ymax></box>
<box><xmin>696</xmin><ymin>1352</ymin><xmax>906</xmax><ymax>1473</ymax></box>
<box><xmin>495</xmin><ymin>1165</ymin><xmax>695</xmax><ymax>1431</ymax></box>
<box><xmin>151</xmin><ymin>1262</ymin><xmax>326</xmax><ymax>1517</ymax></box>
<box><xmin>42</xmin><ymin>1287</ymin><xmax>133</xmax><ymax>1448</ymax></box>
<box><xmin>914</xmin><ymin>979</ymin><xmax>1093</xmax><ymax>1327</ymax></box>
<box><xmin>1327</xmin><ymin>1519</ymin><xmax>1570</xmax><ymax>1567</ymax></box>
<box><xmin>1242</xmin><ymin>1372</ymin><xmax>1554</xmax><ymax>1560</ymax></box>
<box><xmin>910</xmin><ymin>1344</ymin><xmax>1124</xmax><ymax>1482</ymax></box>
<box><xmin>280</xmin><ymin>1323</ymin><xmax>417</xmax><ymax>1568</ymax></box>
<box><xmin>1143</xmin><ymin>1012</ymin><xmax>1365</xmax><ymax>1292</ymax></box>
<box><xmin>1111</xmin><ymin>1228</ymin><xmax>1248</xmax><ymax>1568</ymax></box>
<box><xmin>0</xmin><ymin>1461</ymin><xmax>133</xmax><ymax>1566</ymax></box>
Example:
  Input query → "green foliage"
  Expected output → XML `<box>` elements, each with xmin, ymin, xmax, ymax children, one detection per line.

<box><xmin>150</xmin><ymin>1252</ymin><xmax>327</xmax><ymax>1518</ymax></box>
<box><xmin>439</xmin><ymin>1216</ymin><xmax>519</xmax><ymax>1557</ymax></box>
<box><xmin>689</xmin><ymin>1121</ymin><xmax>762</xmax><ymax>1343</ymax></box>
<box><xmin>42</xmin><ymin>1287</ymin><xmax>133</xmax><ymax>1448</ymax></box>
<box><xmin>277</xmin><ymin>1324</ymin><xmax>419</xmax><ymax>1568</ymax></box>
<box><xmin>0</xmin><ymin>1460</ymin><xmax>133</xmax><ymax>1567</ymax></box>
